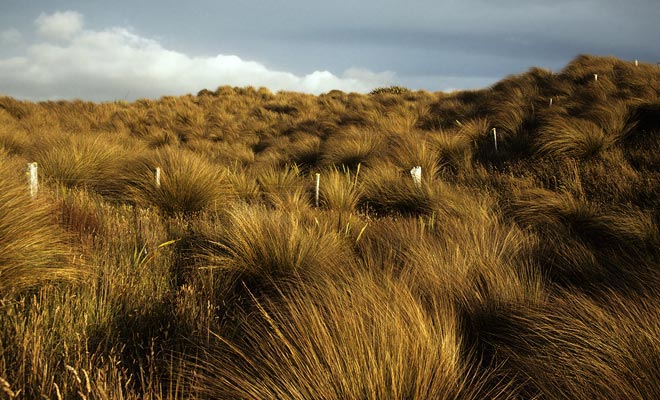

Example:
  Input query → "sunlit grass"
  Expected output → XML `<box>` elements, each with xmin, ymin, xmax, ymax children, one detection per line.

<box><xmin>0</xmin><ymin>54</ymin><xmax>658</xmax><ymax>399</ymax></box>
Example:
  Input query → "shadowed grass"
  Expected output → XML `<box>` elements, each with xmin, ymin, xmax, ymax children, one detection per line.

<box><xmin>496</xmin><ymin>288</ymin><xmax>660</xmax><ymax>399</ymax></box>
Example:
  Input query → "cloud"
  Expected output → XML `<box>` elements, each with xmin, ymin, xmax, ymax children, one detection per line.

<box><xmin>0</xmin><ymin>11</ymin><xmax>393</xmax><ymax>101</ymax></box>
<box><xmin>35</xmin><ymin>11</ymin><xmax>84</xmax><ymax>41</ymax></box>
<box><xmin>0</xmin><ymin>29</ymin><xmax>22</xmax><ymax>45</ymax></box>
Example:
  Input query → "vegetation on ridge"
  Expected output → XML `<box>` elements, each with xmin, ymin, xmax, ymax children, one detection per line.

<box><xmin>0</xmin><ymin>54</ymin><xmax>659</xmax><ymax>399</ymax></box>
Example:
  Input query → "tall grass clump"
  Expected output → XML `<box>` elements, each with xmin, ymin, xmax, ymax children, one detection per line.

<box><xmin>428</xmin><ymin>129</ymin><xmax>475</xmax><ymax>173</ymax></box>
<box><xmin>200</xmin><ymin>205</ymin><xmax>350</xmax><ymax>296</ymax></box>
<box><xmin>30</xmin><ymin>134</ymin><xmax>127</xmax><ymax>195</ymax></box>
<box><xmin>120</xmin><ymin>148</ymin><xmax>236</xmax><ymax>215</ymax></box>
<box><xmin>361</xmin><ymin>163</ymin><xmax>476</xmax><ymax>218</ymax></box>
<box><xmin>191</xmin><ymin>272</ymin><xmax>512</xmax><ymax>399</ymax></box>
<box><xmin>321</xmin><ymin>126</ymin><xmax>386</xmax><ymax>169</ymax></box>
<box><xmin>256</xmin><ymin>164</ymin><xmax>311</xmax><ymax>211</ymax></box>
<box><xmin>317</xmin><ymin>165</ymin><xmax>363</xmax><ymax>212</ymax></box>
<box><xmin>507</xmin><ymin>187</ymin><xmax>659</xmax><ymax>290</ymax></box>
<box><xmin>535</xmin><ymin>117</ymin><xmax>614</xmax><ymax>159</ymax></box>
<box><xmin>495</xmin><ymin>289</ymin><xmax>660</xmax><ymax>399</ymax></box>
<box><xmin>0</xmin><ymin>154</ymin><xmax>74</xmax><ymax>293</ymax></box>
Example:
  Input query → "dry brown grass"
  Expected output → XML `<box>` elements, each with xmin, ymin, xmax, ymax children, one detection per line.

<box><xmin>0</xmin><ymin>54</ymin><xmax>658</xmax><ymax>399</ymax></box>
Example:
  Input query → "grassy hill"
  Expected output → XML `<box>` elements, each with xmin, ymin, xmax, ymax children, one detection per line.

<box><xmin>0</xmin><ymin>54</ymin><xmax>659</xmax><ymax>399</ymax></box>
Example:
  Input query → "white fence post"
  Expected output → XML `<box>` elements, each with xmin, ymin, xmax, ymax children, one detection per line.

<box><xmin>314</xmin><ymin>173</ymin><xmax>321</xmax><ymax>207</ymax></box>
<box><xmin>594</xmin><ymin>74</ymin><xmax>598</xmax><ymax>81</ymax></box>
<box><xmin>549</xmin><ymin>97</ymin><xmax>553</xmax><ymax>107</ymax></box>
<box><xmin>27</xmin><ymin>162</ymin><xmax>38</xmax><ymax>199</ymax></box>
<box><xmin>410</xmin><ymin>166</ymin><xmax>422</xmax><ymax>188</ymax></box>
<box><xmin>155</xmin><ymin>167</ymin><xmax>161</xmax><ymax>188</ymax></box>
<box><xmin>635</xmin><ymin>59</ymin><xmax>639</xmax><ymax>67</ymax></box>
<box><xmin>492</xmin><ymin>128</ymin><xmax>498</xmax><ymax>153</ymax></box>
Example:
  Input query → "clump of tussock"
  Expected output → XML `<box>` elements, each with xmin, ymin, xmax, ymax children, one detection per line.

<box><xmin>255</xmin><ymin>164</ymin><xmax>312</xmax><ymax>211</ymax></box>
<box><xmin>200</xmin><ymin>205</ymin><xmax>351</xmax><ymax>296</ymax></box>
<box><xmin>495</xmin><ymin>288</ymin><xmax>660</xmax><ymax>399</ymax></box>
<box><xmin>369</xmin><ymin>85</ymin><xmax>411</xmax><ymax>95</ymax></box>
<box><xmin>30</xmin><ymin>134</ymin><xmax>127</xmax><ymax>195</ymax></box>
<box><xmin>360</xmin><ymin>163</ymin><xmax>477</xmax><ymax>218</ymax></box>
<box><xmin>191</xmin><ymin>271</ymin><xmax>514</xmax><ymax>400</ymax></box>
<box><xmin>0</xmin><ymin>153</ymin><xmax>74</xmax><ymax>293</ymax></box>
<box><xmin>120</xmin><ymin>147</ymin><xmax>236</xmax><ymax>215</ymax></box>
<box><xmin>321</xmin><ymin>126</ymin><xmax>387</xmax><ymax>169</ymax></box>
<box><xmin>317</xmin><ymin>165</ymin><xmax>363</xmax><ymax>212</ymax></box>
<box><xmin>0</xmin><ymin>110</ymin><xmax>31</xmax><ymax>156</ymax></box>
<box><xmin>428</xmin><ymin>129</ymin><xmax>475</xmax><ymax>173</ymax></box>
<box><xmin>387</xmin><ymin>131</ymin><xmax>442</xmax><ymax>178</ymax></box>
<box><xmin>535</xmin><ymin>117</ymin><xmax>614</xmax><ymax>159</ymax></box>
<box><xmin>507</xmin><ymin>187</ymin><xmax>659</xmax><ymax>290</ymax></box>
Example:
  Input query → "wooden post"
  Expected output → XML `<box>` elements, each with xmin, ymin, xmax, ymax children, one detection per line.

<box><xmin>492</xmin><ymin>128</ymin><xmax>498</xmax><ymax>153</ymax></box>
<box><xmin>635</xmin><ymin>59</ymin><xmax>639</xmax><ymax>67</ymax></box>
<box><xmin>410</xmin><ymin>166</ymin><xmax>422</xmax><ymax>188</ymax></box>
<box><xmin>549</xmin><ymin>97</ymin><xmax>553</xmax><ymax>107</ymax></box>
<box><xmin>315</xmin><ymin>173</ymin><xmax>320</xmax><ymax>207</ymax></box>
<box><xmin>155</xmin><ymin>167</ymin><xmax>161</xmax><ymax>188</ymax></box>
<box><xmin>594</xmin><ymin>74</ymin><xmax>598</xmax><ymax>81</ymax></box>
<box><xmin>27</xmin><ymin>162</ymin><xmax>38</xmax><ymax>199</ymax></box>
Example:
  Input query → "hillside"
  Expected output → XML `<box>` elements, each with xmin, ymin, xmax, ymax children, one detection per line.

<box><xmin>1</xmin><ymin>54</ymin><xmax>659</xmax><ymax>399</ymax></box>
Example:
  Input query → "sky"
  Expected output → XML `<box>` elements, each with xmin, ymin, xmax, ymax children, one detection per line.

<box><xmin>0</xmin><ymin>0</ymin><xmax>658</xmax><ymax>102</ymax></box>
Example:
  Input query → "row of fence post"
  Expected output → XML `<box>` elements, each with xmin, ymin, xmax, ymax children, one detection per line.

<box><xmin>25</xmin><ymin>162</ymin><xmax>428</xmax><ymax>207</ymax></box>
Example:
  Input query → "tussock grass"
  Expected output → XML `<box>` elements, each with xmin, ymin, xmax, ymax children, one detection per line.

<box><xmin>191</xmin><ymin>272</ymin><xmax>513</xmax><ymax>400</ymax></box>
<box><xmin>317</xmin><ymin>165</ymin><xmax>363</xmax><ymax>212</ymax></box>
<box><xmin>200</xmin><ymin>205</ymin><xmax>350</xmax><ymax>295</ymax></box>
<box><xmin>428</xmin><ymin>129</ymin><xmax>474</xmax><ymax>172</ymax></box>
<box><xmin>498</xmin><ymin>289</ymin><xmax>660</xmax><ymax>399</ymax></box>
<box><xmin>321</xmin><ymin>126</ymin><xmax>386</xmax><ymax>169</ymax></box>
<box><xmin>361</xmin><ymin>162</ymin><xmax>477</xmax><ymax>218</ymax></box>
<box><xmin>30</xmin><ymin>134</ymin><xmax>127</xmax><ymax>195</ymax></box>
<box><xmin>536</xmin><ymin>117</ymin><xmax>614</xmax><ymax>159</ymax></box>
<box><xmin>0</xmin><ymin>154</ymin><xmax>74</xmax><ymax>293</ymax></box>
<box><xmin>120</xmin><ymin>147</ymin><xmax>236</xmax><ymax>214</ymax></box>
<box><xmin>0</xmin><ymin>54</ymin><xmax>659</xmax><ymax>398</ymax></box>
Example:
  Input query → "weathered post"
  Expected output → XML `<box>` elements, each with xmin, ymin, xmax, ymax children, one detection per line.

<box><xmin>492</xmin><ymin>128</ymin><xmax>498</xmax><ymax>153</ymax></box>
<box><xmin>410</xmin><ymin>166</ymin><xmax>422</xmax><ymax>188</ymax></box>
<box><xmin>315</xmin><ymin>173</ymin><xmax>320</xmax><ymax>207</ymax></box>
<box><xmin>155</xmin><ymin>167</ymin><xmax>161</xmax><ymax>188</ymax></box>
<box><xmin>27</xmin><ymin>162</ymin><xmax>38</xmax><ymax>199</ymax></box>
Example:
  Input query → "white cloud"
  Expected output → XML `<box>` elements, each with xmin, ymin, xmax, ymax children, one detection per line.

<box><xmin>0</xmin><ymin>11</ymin><xmax>393</xmax><ymax>101</ymax></box>
<box><xmin>0</xmin><ymin>29</ymin><xmax>23</xmax><ymax>45</ymax></box>
<box><xmin>35</xmin><ymin>11</ymin><xmax>84</xmax><ymax>41</ymax></box>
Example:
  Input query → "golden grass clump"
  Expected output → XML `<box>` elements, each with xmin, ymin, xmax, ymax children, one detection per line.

<box><xmin>0</xmin><ymin>154</ymin><xmax>74</xmax><ymax>293</ymax></box>
<box><xmin>191</xmin><ymin>272</ymin><xmax>511</xmax><ymax>400</ymax></box>
<box><xmin>200</xmin><ymin>205</ymin><xmax>350</xmax><ymax>293</ymax></box>
<box><xmin>317</xmin><ymin>165</ymin><xmax>363</xmax><ymax>212</ymax></box>
<box><xmin>30</xmin><ymin>134</ymin><xmax>127</xmax><ymax>195</ymax></box>
<box><xmin>496</xmin><ymin>289</ymin><xmax>660</xmax><ymax>399</ymax></box>
<box><xmin>535</xmin><ymin>117</ymin><xmax>614</xmax><ymax>159</ymax></box>
<box><xmin>120</xmin><ymin>147</ymin><xmax>236</xmax><ymax>215</ymax></box>
<box><xmin>321</xmin><ymin>126</ymin><xmax>386</xmax><ymax>169</ymax></box>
